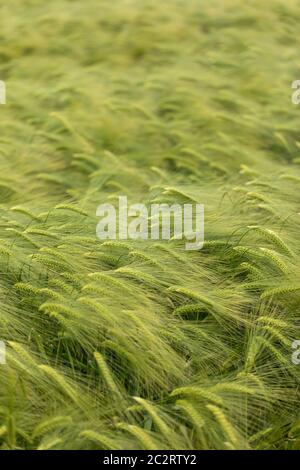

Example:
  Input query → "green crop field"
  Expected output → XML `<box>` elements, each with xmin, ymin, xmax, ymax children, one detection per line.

<box><xmin>0</xmin><ymin>0</ymin><xmax>300</xmax><ymax>450</ymax></box>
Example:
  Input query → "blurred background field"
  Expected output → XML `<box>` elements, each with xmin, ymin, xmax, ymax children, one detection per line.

<box><xmin>0</xmin><ymin>0</ymin><xmax>300</xmax><ymax>450</ymax></box>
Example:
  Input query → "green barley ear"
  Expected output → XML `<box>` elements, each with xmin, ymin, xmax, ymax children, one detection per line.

<box><xmin>33</xmin><ymin>416</ymin><xmax>72</xmax><ymax>438</ymax></box>
<box><xmin>39</xmin><ymin>303</ymin><xmax>80</xmax><ymax>318</ymax></box>
<box><xmin>133</xmin><ymin>397</ymin><xmax>175</xmax><ymax>446</ymax></box>
<box><xmin>38</xmin><ymin>365</ymin><xmax>82</xmax><ymax>407</ymax></box>
<box><xmin>206</xmin><ymin>405</ymin><xmax>239</xmax><ymax>447</ymax></box>
<box><xmin>37</xmin><ymin>437</ymin><xmax>63</xmax><ymax>450</ymax></box>
<box><xmin>10</xmin><ymin>206</ymin><xmax>41</xmax><ymax>221</ymax></box>
<box><xmin>247</xmin><ymin>226</ymin><xmax>293</xmax><ymax>257</ymax></box>
<box><xmin>79</xmin><ymin>430</ymin><xmax>117</xmax><ymax>450</ymax></box>
<box><xmin>117</xmin><ymin>267</ymin><xmax>159</xmax><ymax>287</ymax></box>
<box><xmin>8</xmin><ymin>341</ymin><xmax>39</xmax><ymax>370</ymax></box>
<box><xmin>167</xmin><ymin>286</ymin><xmax>214</xmax><ymax>306</ymax></box>
<box><xmin>240</xmin><ymin>262</ymin><xmax>263</xmax><ymax>280</ymax></box>
<box><xmin>88</xmin><ymin>272</ymin><xmax>133</xmax><ymax>294</ymax></box>
<box><xmin>261</xmin><ymin>285</ymin><xmax>300</xmax><ymax>299</ymax></box>
<box><xmin>211</xmin><ymin>383</ymin><xmax>256</xmax><ymax>395</ymax></box>
<box><xmin>176</xmin><ymin>400</ymin><xmax>205</xmax><ymax>430</ymax></box>
<box><xmin>116</xmin><ymin>423</ymin><xmax>158</xmax><ymax>450</ymax></box>
<box><xmin>170</xmin><ymin>387</ymin><xmax>223</xmax><ymax>406</ymax></box>
<box><xmin>258</xmin><ymin>325</ymin><xmax>290</xmax><ymax>347</ymax></box>
<box><xmin>24</xmin><ymin>228</ymin><xmax>59</xmax><ymax>240</ymax></box>
<box><xmin>129</xmin><ymin>251</ymin><xmax>164</xmax><ymax>269</ymax></box>
<box><xmin>14</xmin><ymin>282</ymin><xmax>40</xmax><ymax>296</ymax></box>
<box><xmin>259</xmin><ymin>248</ymin><xmax>288</xmax><ymax>274</ymax></box>
<box><xmin>6</xmin><ymin>228</ymin><xmax>39</xmax><ymax>248</ymax></box>
<box><xmin>54</xmin><ymin>204</ymin><xmax>88</xmax><ymax>217</ymax></box>
<box><xmin>173</xmin><ymin>303</ymin><xmax>209</xmax><ymax>319</ymax></box>
<box><xmin>93</xmin><ymin>351</ymin><xmax>121</xmax><ymax>397</ymax></box>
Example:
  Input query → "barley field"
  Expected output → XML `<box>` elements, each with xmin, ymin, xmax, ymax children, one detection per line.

<box><xmin>0</xmin><ymin>0</ymin><xmax>300</xmax><ymax>450</ymax></box>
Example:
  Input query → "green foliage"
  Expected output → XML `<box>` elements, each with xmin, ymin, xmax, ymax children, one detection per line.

<box><xmin>0</xmin><ymin>0</ymin><xmax>300</xmax><ymax>450</ymax></box>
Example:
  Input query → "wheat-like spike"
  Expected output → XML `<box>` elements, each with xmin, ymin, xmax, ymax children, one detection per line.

<box><xmin>167</xmin><ymin>286</ymin><xmax>213</xmax><ymax>306</ymax></box>
<box><xmin>257</xmin><ymin>316</ymin><xmax>288</xmax><ymax>329</ymax></box>
<box><xmin>60</xmin><ymin>272</ymin><xmax>82</xmax><ymax>289</ymax></box>
<box><xmin>240</xmin><ymin>262</ymin><xmax>263</xmax><ymax>280</ymax></box>
<box><xmin>176</xmin><ymin>400</ymin><xmax>205</xmax><ymax>430</ymax></box>
<box><xmin>129</xmin><ymin>251</ymin><xmax>164</xmax><ymax>269</ymax></box>
<box><xmin>162</xmin><ymin>186</ymin><xmax>197</xmax><ymax>202</ymax></box>
<box><xmin>259</xmin><ymin>248</ymin><xmax>288</xmax><ymax>273</ymax></box>
<box><xmin>38</xmin><ymin>288</ymin><xmax>65</xmax><ymax>302</ymax></box>
<box><xmin>101</xmin><ymin>240</ymin><xmax>131</xmax><ymax>251</ymax></box>
<box><xmin>14</xmin><ymin>282</ymin><xmax>40</xmax><ymax>296</ymax></box>
<box><xmin>170</xmin><ymin>386</ymin><xmax>223</xmax><ymax>406</ymax></box>
<box><xmin>63</xmin><ymin>235</ymin><xmax>96</xmax><ymax>245</ymax></box>
<box><xmin>6</xmin><ymin>228</ymin><xmax>39</xmax><ymax>248</ymax></box>
<box><xmin>84</xmin><ymin>252</ymin><xmax>119</xmax><ymax>267</ymax></box>
<box><xmin>38</xmin><ymin>365</ymin><xmax>81</xmax><ymax>406</ymax></box>
<box><xmin>248</xmin><ymin>427</ymin><xmax>273</xmax><ymax>443</ymax></box>
<box><xmin>211</xmin><ymin>383</ymin><xmax>255</xmax><ymax>395</ymax></box>
<box><xmin>244</xmin><ymin>336</ymin><xmax>263</xmax><ymax>372</ymax></box>
<box><xmin>247</xmin><ymin>226</ymin><xmax>293</xmax><ymax>257</ymax></box>
<box><xmin>256</xmin><ymin>337</ymin><xmax>287</xmax><ymax>364</ymax></box>
<box><xmin>257</xmin><ymin>203</ymin><xmax>278</xmax><ymax>217</ymax></box>
<box><xmin>81</xmin><ymin>284</ymin><xmax>108</xmax><ymax>297</ymax></box>
<box><xmin>0</xmin><ymin>246</ymin><xmax>12</xmax><ymax>256</ymax></box>
<box><xmin>10</xmin><ymin>206</ymin><xmax>40</xmax><ymax>221</ymax></box>
<box><xmin>239</xmin><ymin>164</ymin><xmax>259</xmax><ymax>176</ymax></box>
<box><xmin>33</xmin><ymin>416</ymin><xmax>72</xmax><ymax>438</ymax></box>
<box><xmin>5</xmin><ymin>350</ymin><xmax>38</xmax><ymax>377</ymax></box>
<box><xmin>81</xmin><ymin>284</ymin><xmax>108</xmax><ymax>296</ymax></box>
<box><xmin>259</xmin><ymin>325</ymin><xmax>290</xmax><ymax>347</ymax></box>
<box><xmin>94</xmin><ymin>351</ymin><xmax>121</xmax><ymax>397</ymax></box>
<box><xmin>40</xmin><ymin>310</ymin><xmax>70</xmax><ymax>329</ymax></box>
<box><xmin>30</xmin><ymin>254</ymin><xmax>70</xmax><ymax>272</ymax></box>
<box><xmin>54</xmin><ymin>204</ymin><xmax>88</xmax><ymax>217</ymax></box>
<box><xmin>73</xmin><ymin>153</ymin><xmax>99</xmax><ymax>168</ymax></box>
<box><xmin>133</xmin><ymin>397</ymin><xmax>172</xmax><ymax>443</ymax></box>
<box><xmin>116</xmin><ymin>423</ymin><xmax>158</xmax><ymax>450</ymax></box>
<box><xmin>117</xmin><ymin>267</ymin><xmax>159</xmax><ymax>286</ymax></box>
<box><xmin>88</xmin><ymin>272</ymin><xmax>132</xmax><ymax>294</ymax></box>
<box><xmin>49</xmin><ymin>278</ymin><xmax>75</xmax><ymax>295</ymax></box>
<box><xmin>24</xmin><ymin>228</ymin><xmax>59</xmax><ymax>239</ymax></box>
<box><xmin>37</xmin><ymin>437</ymin><xmax>62</xmax><ymax>450</ymax></box>
<box><xmin>280</xmin><ymin>174</ymin><xmax>300</xmax><ymax>183</ymax></box>
<box><xmin>0</xmin><ymin>426</ymin><xmax>7</xmax><ymax>438</ymax></box>
<box><xmin>234</xmin><ymin>246</ymin><xmax>288</xmax><ymax>273</ymax></box>
<box><xmin>37</xmin><ymin>173</ymin><xmax>65</xmax><ymax>185</ymax></box>
<box><xmin>246</xmin><ymin>192</ymin><xmax>270</xmax><ymax>203</ymax></box>
<box><xmin>173</xmin><ymin>303</ymin><xmax>208</xmax><ymax>318</ymax></box>
<box><xmin>39</xmin><ymin>302</ymin><xmax>80</xmax><ymax>318</ymax></box>
<box><xmin>39</xmin><ymin>247</ymin><xmax>70</xmax><ymax>264</ymax></box>
<box><xmin>8</xmin><ymin>341</ymin><xmax>39</xmax><ymax>370</ymax></box>
<box><xmin>78</xmin><ymin>297</ymin><xmax>111</xmax><ymax>319</ymax></box>
<box><xmin>261</xmin><ymin>285</ymin><xmax>300</xmax><ymax>299</ymax></box>
<box><xmin>80</xmin><ymin>430</ymin><xmax>117</xmax><ymax>449</ymax></box>
<box><xmin>206</xmin><ymin>404</ymin><xmax>238</xmax><ymax>446</ymax></box>
<box><xmin>103</xmin><ymin>340</ymin><xmax>139</xmax><ymax>370</ymax></box>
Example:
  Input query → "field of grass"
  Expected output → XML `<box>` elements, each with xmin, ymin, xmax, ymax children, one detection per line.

<box><xmin>0</xmin><ymin>0</ymin><xmax>300</xmax><ymax>450</ymax></box>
